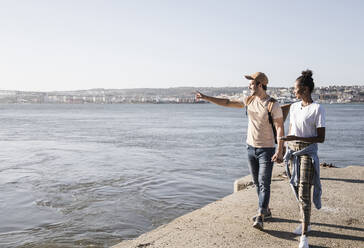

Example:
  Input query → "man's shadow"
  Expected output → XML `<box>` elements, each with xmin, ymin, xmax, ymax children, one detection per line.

<box><xmin>320</xmin><ymin>177</ymin><xmax>364</xmax><ymax>184</ymax></box>
<box><xmin>262</xmin><ymin>217</ymin><xmax>364</xmax><ymax>247</ymax></box>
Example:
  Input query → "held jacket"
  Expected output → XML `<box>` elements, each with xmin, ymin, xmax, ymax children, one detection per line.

<box><xmin>283</xmin><ymin>143</ymin><xmax>322</xmax><ymax>209</ymax></box>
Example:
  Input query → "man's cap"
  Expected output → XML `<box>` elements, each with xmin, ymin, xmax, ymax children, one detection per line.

<box><xmin>244</xmin><ymin>72</ymin><xmax>268</xmax><ymax>85</ymax></box>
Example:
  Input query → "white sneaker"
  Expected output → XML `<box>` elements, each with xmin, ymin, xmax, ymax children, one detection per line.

<box><xmin>299</xmin><ymin>235</ymin><xmax>309</xmax><ymax>248</ymax></box>
<box><xmin>293</xmin><ymin>224</ymin><xmax>311</xmax><ymax>235</ymax></box>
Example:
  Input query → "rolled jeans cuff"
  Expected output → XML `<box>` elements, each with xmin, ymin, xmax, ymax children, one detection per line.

<box><xmin>258</xmin><ymin>208</ymin><xmax>269</xmax><ymax>215</ymax></box>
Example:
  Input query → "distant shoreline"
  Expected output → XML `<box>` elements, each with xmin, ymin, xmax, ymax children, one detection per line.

<box><xmin>1</xmin><ymin>85</ymin><xmax>363</xmax><ymax>104</ymax></box>
<box><xmin>0</xmin><ymin>102</ymin><xmax>363</xmax><ymax>105</ymax></box>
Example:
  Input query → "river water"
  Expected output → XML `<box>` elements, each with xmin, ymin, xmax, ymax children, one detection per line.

<box><xmin>0</xmin><ymin>103</ymin><xmax>363</xmax><ymax>247</ymax></box>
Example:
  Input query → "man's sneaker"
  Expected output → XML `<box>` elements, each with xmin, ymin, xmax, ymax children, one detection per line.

<box><xmin>252</xmin><ymin>216</ymin><xmax>264</xmax><ymax>230</ymax></box>
<box><xmin>252</xmin><ymin>209</ymin><xmax>272</xmax><ymax>221</ymax></box>
<box><xmin>293</xmin><ymin>224</ymin><xmax>311</xmax><ymax>235</ymax></box>
<box><xmin>299</xmin><ymin>235</ymin><xmax>309</xmax><ymax>248</ymax></box>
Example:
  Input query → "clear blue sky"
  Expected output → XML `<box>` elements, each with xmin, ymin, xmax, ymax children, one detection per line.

<box><xmin>1</xmin><ymin>0</ymin><xmax>363</xmax><ymax>91</ymax></box>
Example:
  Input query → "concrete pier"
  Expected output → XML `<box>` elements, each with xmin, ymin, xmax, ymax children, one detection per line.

<box><xmin>112</xmin><ymin>165</ymin><xmax>364</xmax><ymax>248</ymax></box>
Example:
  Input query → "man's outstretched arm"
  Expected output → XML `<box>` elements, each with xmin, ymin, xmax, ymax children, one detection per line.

<box><xmin>195</xmin><ymin>91</ymin><xmax>244</xmax><ymax>109</ymax></box>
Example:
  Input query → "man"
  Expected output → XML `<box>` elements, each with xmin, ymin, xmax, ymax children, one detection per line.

<box><xmin>195</xmin><ymin>72</ymin><xmax>285</xmax><ymax>230</ymax></box>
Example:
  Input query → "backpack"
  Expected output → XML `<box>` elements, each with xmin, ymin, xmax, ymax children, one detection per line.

<box><xmin>245</xmin><ymin>95</ymin><xmax>290</xmax><ymax>144</ymax></box>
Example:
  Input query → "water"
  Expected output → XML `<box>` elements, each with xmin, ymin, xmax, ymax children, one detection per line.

<box><xmin>0</xmin><ymin>103</ymin><xmax>363</xmax><ymax>247</ymax></box>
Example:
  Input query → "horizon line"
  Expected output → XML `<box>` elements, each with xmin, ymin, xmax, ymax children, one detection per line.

<box><xmin>1</xmin><ymin>84</ymin><xmax>363</xmax><ymax>93</ymax></box>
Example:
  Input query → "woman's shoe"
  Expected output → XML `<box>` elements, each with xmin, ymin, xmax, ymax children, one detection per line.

<box><xmin>299</xmin><ymin>235</ymin><xmax>309</xmax><ymax>248</ymax></box>
<box><xmin>293</xmin><ymin>224</ymin><xmax>311</xmax><ymax>235</ymax></box>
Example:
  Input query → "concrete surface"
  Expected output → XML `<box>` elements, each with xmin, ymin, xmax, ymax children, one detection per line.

<box><xmin>112</xmin><ymin>165</ymin><xmax>364</xmax><ymax>248</ymax></box>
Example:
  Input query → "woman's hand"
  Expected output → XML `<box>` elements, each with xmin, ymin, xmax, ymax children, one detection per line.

<box><xmin>280</xmin><ymin>135</ymin><xmax>299</xmax><ymax>141</ymax></box>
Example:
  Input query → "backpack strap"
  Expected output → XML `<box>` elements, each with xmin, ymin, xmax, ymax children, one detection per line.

<box><xmin>267</xmin><ymin>97</ymin><xmax>277</xmax><ymax>113</ymax></box>
<box><xmin>281</xmin><ymin>104</ymin><xmax>291</xmax><ymax>122</ymax></box>
<box><xmin>267</xmin><ymin>97</ymin><xmax>277</xmax><ymax>144</ymax></box>
<box><xmin>246</xmin><ymin>95</ymin><xmax>256</xmax><ymax>106</ymax></box>
<box><xmin>245</xmin><ymin>95</ymin><xmax>255</xmax><ymax>116</ymax></box>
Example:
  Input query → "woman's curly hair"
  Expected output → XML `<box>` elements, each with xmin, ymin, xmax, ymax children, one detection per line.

<box><xmin>296</xmin><ymin>69</ymin><xmax>314</xmax><ymax>93</ymax></box>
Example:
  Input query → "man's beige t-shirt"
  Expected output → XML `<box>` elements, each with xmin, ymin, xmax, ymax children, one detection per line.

<box><xmin>243</xmin><ymin>96</ymin><xmax>283</xmax><ymax>148</ymax></box>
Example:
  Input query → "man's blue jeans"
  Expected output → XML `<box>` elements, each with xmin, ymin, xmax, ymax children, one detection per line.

<box><xmin>247</xmin><ymin>145</ymin><xmax>275</xmax><ymax>215</ymax></box>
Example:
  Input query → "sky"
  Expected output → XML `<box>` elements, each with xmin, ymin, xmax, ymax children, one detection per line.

<box><xmin>1</xmin><ymin>0</ymin><xmax>363</xmax><ymax>91</ymax></box>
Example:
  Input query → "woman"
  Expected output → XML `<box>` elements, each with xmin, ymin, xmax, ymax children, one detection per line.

<box><xmin>281</xmin><ymin>70</ymin><xmax>326</xmax><ymax>248</ymax></box>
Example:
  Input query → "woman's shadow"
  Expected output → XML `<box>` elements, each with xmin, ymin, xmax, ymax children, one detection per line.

<box><xmin>262</xmin><ymin>217</ymin><xmax>364</xmax><ymax>248</ymax></box>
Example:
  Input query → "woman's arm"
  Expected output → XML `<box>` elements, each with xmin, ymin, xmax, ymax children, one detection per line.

<box><xmin>281</xmin><ymin>127</ymin><xmax>325</xmax><ymax>143</ymax></box>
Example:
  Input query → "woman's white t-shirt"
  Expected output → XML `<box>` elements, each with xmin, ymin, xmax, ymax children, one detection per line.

<box><xmin>289</xmin><ymin>101</ymin><xmax>326</xmax><ymax>137</ymax></box>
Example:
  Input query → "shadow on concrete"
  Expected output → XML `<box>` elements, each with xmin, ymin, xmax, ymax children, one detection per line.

<box><xmin>266</xmin><ymin>218</ymin><xmax>364</xmax><ymax>243</ymax></box>
<box><xmin>270</xmin><ymin>217</ymin><xmax>364</xmax><ymax>232</ymax></box>
<box><xmin>262</xmin><ymin>229</ymin><xmax>296</xmax><ymax>241</ymax></box>
<box><xmin>309</xmin><ymin>246</ymin><xmax>330</xmax><ymax>248</ymax></box>
<box><xmin>311</xmin><ymin>221</ymin><xmax>364</xmax><ymax>232</ymax></box>
<box><xmin>271</xmin><ymin>178</ymin><xmax>285</xmax><ymax>182</ymax></box>
<box><xmin>268</xmin><ymin>217</ymin><xmax>300</xmax><ymax>224</ymax></box>
<box><xmin>262</xmin><ymin>228</ymin><xmax>357</xmax><ymax>248</ymax></box>
<box><xmin>320</xmin><ymin>177</ymin><xmax>364</xmax><ymax>184</ymax></box>
<box><xmin>309</xmin><ymin>230</ymin><xmax>364</xmax><ymax>242</ymax></box>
